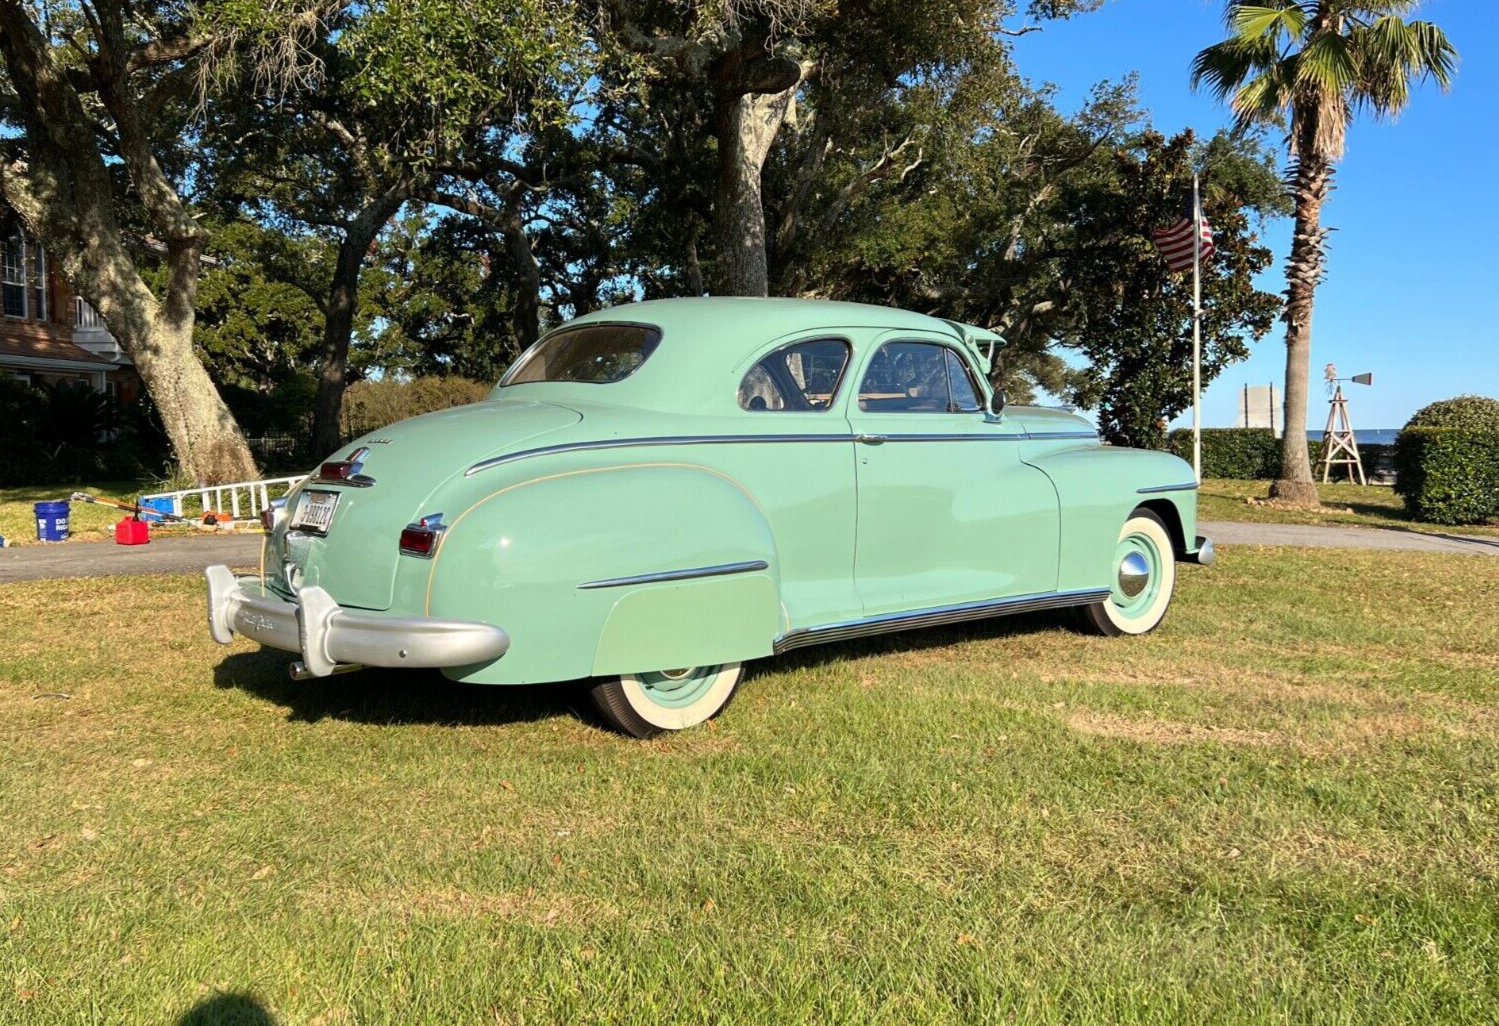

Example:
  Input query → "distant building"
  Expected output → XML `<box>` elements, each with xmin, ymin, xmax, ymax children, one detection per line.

<box><xmin>1236</xmin><ymin>383</ymin><xmax>1279</xmax><ymax>436</ymax></box>
<box><xmin>0</xmin><ymin>210</ymin><xmax>142</xmax><ymax>401</ymax></box>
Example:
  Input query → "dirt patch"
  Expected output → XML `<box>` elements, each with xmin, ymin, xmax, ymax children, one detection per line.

<box><xmin>1065</xmin><ymin>711</ymin><xmax>1283</xmax><ymax>748</ymax></box>
<box><xmin>304</xmin><ymin>884</ymin><xmax>614</xmax><ymax>926</ymax></box>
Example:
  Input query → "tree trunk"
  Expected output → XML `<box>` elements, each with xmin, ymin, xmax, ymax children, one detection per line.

<box><xmin>311</xmin><ymin>191</ymin><xmax>406</xmax><ymax>456</ymax></box>
<box><xmin>685</xmin><ymin>224</ymin><xmax>704</xmax><ymax>297</ymax></box>
<box><xmin>1270</xmin><ymin>152</ymin><xmax>1333</xmax><ymax>507</ymax></box>
<box><xmin>502</xmin><ymin>202</ymin><xmax>541</xmax><ymax>348</ymax></box>
<box><xmin>713</xmin><ymin>82</ymin><xmax>799</xmax><ymax>296</ymax></box>
<box><xmin>0</xmin><ymin>0</ymin><xmax>257</xmax><ymax>484</ymax></box>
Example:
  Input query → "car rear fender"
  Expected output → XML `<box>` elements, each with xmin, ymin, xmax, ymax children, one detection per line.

<box><xmin>423</xmin><ymin>462</ymin><xmax>780</xmax><ymax>685</ymax></box>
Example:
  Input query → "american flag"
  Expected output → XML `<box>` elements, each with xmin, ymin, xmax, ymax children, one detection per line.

<box><xmin>1152</xmin><ymin>206</ymin><xmax>1214</xmax><ymax>273</ymax></box>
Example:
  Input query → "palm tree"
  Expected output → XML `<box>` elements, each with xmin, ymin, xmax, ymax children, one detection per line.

<box><xmin>1193</xmin><ymin>2</ymin><xmax>1456</xmax><ymax>506</ymax></box>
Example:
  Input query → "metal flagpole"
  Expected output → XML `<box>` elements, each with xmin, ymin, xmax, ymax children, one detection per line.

<box><xmin>1191</xmin><ymin>172</ymin><xmax>1202</xmax><ymax>484</ymax></box>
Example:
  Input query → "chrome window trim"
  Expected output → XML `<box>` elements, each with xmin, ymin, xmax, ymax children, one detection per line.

<box><xmin>578</xmin><ymin>559</ymin><xmax>770</xmax><ymax>590</ymax></box>
<box><xmin>856</xmin><ymin>338</ymin><xmax>990</xmax><ymax>415</ymax></box>
<box><xmin>498</xmin><ymin>320</ymin><xmax>663</xmax><ymax>387</ymax></box>
<box><xmin>773</xmin><ymin>587</ymin><xmax>1111</xmax><ymax>654</ymax></box>
<box><xmin>738</xmin><ymin>335</ymin><xmax>853</xmax><ymax>414</ymax></box>
<box><xmin>1137</xmin><ymin>482</ymin><xmax>1200</xmax><ymax>494</ymax></box>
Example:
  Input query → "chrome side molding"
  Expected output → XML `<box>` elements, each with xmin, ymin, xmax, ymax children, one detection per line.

<box><xmin>465</xmin><ymin>429</ymin><xmax>1101</xmax><ymax>477</ymax></box>
<box><xmin>578</xmin><ymin>559</ymin><xmax>770</xmax><ymax>590</ymax></box>
<box><xmin>1138</xmin><ymin>482</ymin><xmax>1201</xmax><ymax>494</ymax></box>
<box><xmin>772</xmin><ymin>587</ymin><xmax>1110</xmax><ymax>655</ymax></box>
<box><xmin>466</xmin><ymin>434</ymin><xmax>850</xmax><ymax>476</ymax></box>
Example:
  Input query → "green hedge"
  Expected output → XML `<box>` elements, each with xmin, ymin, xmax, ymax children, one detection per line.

<box><xmin>1164</xmin><ymin>428</ymin><xmax>1397</xmax><ymax>481</ymax></box>
<box><xmin>1166</xmin><ymin>428</ymin><xmax>1283</xmax><ymax>478</ymax></box>
<box><xmin>1394</xmin><ymin>428</ymin><xmax>1499</xmax><ymax>525</ymax></box>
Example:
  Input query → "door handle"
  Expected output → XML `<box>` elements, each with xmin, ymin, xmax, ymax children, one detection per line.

<box><xmin>854</xmin><ymin>433</ymin><xmax>887</xmax><ymax>445</ymax></box>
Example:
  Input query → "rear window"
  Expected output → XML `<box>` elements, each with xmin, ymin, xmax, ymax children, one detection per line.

<box><xmin>501</xmin><ymin>323</ymin><xmax>661</xmax><ymax>385</ymax></box>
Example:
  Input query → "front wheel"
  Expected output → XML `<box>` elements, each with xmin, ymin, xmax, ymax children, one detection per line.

<box><xmin>1078</xmin><ymin>509</ymin><xmax>1177</xmax><ymax>637</ymax></box>
<box><xmin>589</xmin><ymin>663</ymin><xmax>745</xmax><ymax>738</ymax></box>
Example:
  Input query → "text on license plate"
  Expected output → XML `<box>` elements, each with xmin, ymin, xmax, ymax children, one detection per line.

<box><xmin>291</xmin><ymin>490</ymin><xmax>340</xmax><ymax>534</ymax></box>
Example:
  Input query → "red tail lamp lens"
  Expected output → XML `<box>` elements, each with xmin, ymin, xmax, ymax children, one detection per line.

<box><xmin>399</xmin><ymin>527</ymin><xmax>437</xmax><ymax>556</ymax></box>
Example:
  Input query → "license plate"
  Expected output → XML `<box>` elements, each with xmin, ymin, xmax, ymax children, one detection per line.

<box><xmin>290</xmin><ymin>490</ymin><xmax>340</xmax><ymax>535</ymax></box>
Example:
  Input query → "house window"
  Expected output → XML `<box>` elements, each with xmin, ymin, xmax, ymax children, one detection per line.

<box><xmin>2</xmin><ymin>235</ymin><xmax>26</xmax><ymax>318</ymax></box>
<box><xmin>2</xmin><ymin>232</ymin><xmax>44</xmax><ymax>320</ymax></box>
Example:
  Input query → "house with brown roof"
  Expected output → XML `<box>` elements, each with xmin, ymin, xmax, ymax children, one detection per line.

<box><xmin>0</xmin><ymin>215</ymin><xmax>142</xmax><ymax>402</ymax></box>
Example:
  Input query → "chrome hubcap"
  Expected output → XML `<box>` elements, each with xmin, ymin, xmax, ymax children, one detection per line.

<box><xmin>1117</xmin><ymin>551</ymin><xmax>1151</xmax><ymax>599</ymax></box>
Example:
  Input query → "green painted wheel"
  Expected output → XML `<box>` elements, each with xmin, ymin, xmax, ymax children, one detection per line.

<box><xmin>1079</xmin><ymin>509</ymin><xmax>1176</xmax><ymax>637</ymax></box>
<box><xmin>590</xmin><ymin>663</ymin><xmax>745</xmax><ymax>738</ymax></box>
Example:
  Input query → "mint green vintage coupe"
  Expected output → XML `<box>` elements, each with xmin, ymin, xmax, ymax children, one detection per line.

<box><xmin>207</xmin><ymin>298</ymin><xmax>1212</xmax><ymax>736</ymax></box>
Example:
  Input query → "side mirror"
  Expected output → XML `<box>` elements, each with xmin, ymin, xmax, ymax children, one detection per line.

<box><xmin>988</xmin><ymin>354</ymin><xmax>1006</xmax><ymax>416</ymax></box>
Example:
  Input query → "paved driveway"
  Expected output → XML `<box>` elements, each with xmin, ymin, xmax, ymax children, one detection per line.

<box><xmin>0</xmin><ymin>535</ymin><xmax>264</xmax><ymax>583</ymax></box>
<box><xmin>1200</xmin><ymin>520</ymin><xmax>1499</xmax><ymax>557</ymax></box>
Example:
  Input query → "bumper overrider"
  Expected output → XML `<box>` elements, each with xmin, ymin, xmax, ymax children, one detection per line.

<box><xmin>205</xmin><ymin>565</ymin><xmax>510</xmax><ymax>678</ymax></box>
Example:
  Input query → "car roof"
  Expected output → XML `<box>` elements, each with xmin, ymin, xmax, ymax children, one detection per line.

<box><xmin>499</xmin><ymin>297</ymin><xmax>975</xmax><ymax>415</ymax></box>
<box><xmin>567</xmin><ymin>297</ymin><xmax>963</xmax><ymax>341</ymax></box>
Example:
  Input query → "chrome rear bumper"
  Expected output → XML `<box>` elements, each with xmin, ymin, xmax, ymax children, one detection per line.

<box><xmin>205</xmin><ymin>564</ymin><xmax>510</xmax><ymax>678</ymax></box>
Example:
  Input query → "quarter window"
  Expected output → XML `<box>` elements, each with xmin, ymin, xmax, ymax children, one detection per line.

<box><xmin>859</xmin><ymin>341</ymin><xmax>985</xmax><ymax>413</ymax></box>
<box><xmin>502</xmin><ymin>323</ymin><xmax>661</xmax><ymax>385</ymax></box>
<box><xmin>738</xmin><ymin>338</ymin><xmax>851</xmax><ymax>412</ymax></box>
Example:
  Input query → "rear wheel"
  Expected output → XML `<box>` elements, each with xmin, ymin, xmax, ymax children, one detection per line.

<box><xmin>1078</xmin><ymin>509</ymin><xmax>1176</xmax><ymax>637</ymax></box>
<box><xmin>589</xmin><ymin>663</ymin><xmax>744</xmax><ymax>738</ymax></box>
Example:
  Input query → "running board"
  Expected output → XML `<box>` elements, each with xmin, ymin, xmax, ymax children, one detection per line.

<box><xmin>772</xmin><ymin>588</ymin><xmax>1111</xmax><ymax>655</ymax></box>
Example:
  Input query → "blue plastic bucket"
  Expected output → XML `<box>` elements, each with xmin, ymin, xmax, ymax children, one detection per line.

<box><xmin>138</xmin><ymin>496</ymin><xmax>176</xmax><ymax>522</ymax></box>
<box><xmin>34</xmin><ymin>500</ymin><xmax>70</xmax><ymax>542</ymax></box>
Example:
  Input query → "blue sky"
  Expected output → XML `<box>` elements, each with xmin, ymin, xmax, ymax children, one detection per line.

<box><xmin>1018</xmin><ymin>0</ymin><xmax>1498</xmax><ymax>429</ymax></box>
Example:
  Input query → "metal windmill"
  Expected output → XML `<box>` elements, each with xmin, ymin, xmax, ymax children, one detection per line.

<box><xmin>1319</xmin><ymin>364</ymin><xmax>1373</xmax><ymax>485</ymax></box>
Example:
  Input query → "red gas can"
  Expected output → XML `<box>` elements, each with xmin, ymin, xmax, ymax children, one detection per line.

<box><xmin>115</xmin><ymin>517</ymin><xmax>150</xmax><ymax>545</ymax></box>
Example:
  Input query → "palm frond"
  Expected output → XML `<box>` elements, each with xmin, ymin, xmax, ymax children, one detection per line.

<box><xmin>1295</xmin><ymin>29</ymin><xmax>1358</xmax><ymax>96</ymax></box>
<box><xmin>1350</xmin><ymin>15</ymin><xmax>1458</xmax><ymax>118</ymax></box>
<box><xmin>1230</xmin><ymin>3</ymin><xmax>1307</xmax><ymax>45</ymax></box>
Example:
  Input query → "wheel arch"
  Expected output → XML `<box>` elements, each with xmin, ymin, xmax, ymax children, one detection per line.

<box><xmin>1135</xmin><ymin>497</ymin><xmax>1188</xmax><ymax>559</ymax></box>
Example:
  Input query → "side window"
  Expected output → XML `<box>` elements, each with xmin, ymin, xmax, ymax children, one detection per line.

<box><xmin>859</xmin><ymin>341</ymin><xmax>979</xmax><ymax>413</ymax></box>
<box><xmin>944</xmin><ymin>348</ymin><xmax>983</xmax><ymax>413</ymax></box>
<box><xmin>738</xmin><ymin>338</ymin><xmax>851</xmax><ymax>412</ymax></box>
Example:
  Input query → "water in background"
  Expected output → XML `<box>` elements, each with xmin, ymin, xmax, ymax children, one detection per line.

<box><xmin>1310</xmin><ymin>429</ymin><xmax>1400</xmax><ymax>445</ymax></box>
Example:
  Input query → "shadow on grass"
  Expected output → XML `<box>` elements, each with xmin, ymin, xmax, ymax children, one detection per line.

<box><xmin>176</xmin><ymin>992</ymin><xmax>277</xmax><ymax>1026</ymax></box>
<box><xmin>756</xmin><ymin>608</ymin><xmax>1083</xmax><ymax>678</ymax></box>
<box><xmin>212</xmin><ymin>609</ymin><xmax>1083</xmax><ymax>729</ymax></box>
<box><xmin>213</xmin><ymin>648</ymin><xmax>594</xmax><ymax>729</ymax></box>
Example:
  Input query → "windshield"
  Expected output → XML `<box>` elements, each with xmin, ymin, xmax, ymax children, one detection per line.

<box><xmin>501</xmin><ymin>323</ymin><xmax>662</xmax><ymax>385</ymax></box>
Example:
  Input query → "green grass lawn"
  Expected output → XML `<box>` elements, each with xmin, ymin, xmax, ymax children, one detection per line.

<box><xmin>3</xmin><ymin>549</ymin><xmax>1498</xmax><ymax>1024</ymax></box>
<box><xmin>1198</xmin><ymin>478</ymin><xmax>1499</xmax><ymax>537</ymax></box>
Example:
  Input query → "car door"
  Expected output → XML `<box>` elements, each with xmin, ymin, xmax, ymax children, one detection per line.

<box><xmin>709</xmin><ymin>333</ymin><xmax>862</xmax><ymax>632</ymax></box>
<box><xmin>848</xmin><ymin>331</ymin><xmax>1060</xmax><ymax>617</ymax></box>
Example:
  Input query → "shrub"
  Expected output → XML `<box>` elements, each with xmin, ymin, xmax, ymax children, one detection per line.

<box><xmin>1404</xmin><ymin>395</ymin><xmax>1499</xmax><ymax>432</ymax></box>
<box><xmin>0</xmin><ymin>377</ymin><xmax>158</xmax><ymax>486</ymax></box>
<box><xmin>1166</xmin><ymin>428</ymin><xmax>1283</xmax><ymax>479</ymax></box>
<box><xmin>1395</xmin><ymin>396</ymin><xmax>1499</xmax><ymax>525</ymax></box>
<box><xmin>340</xmin><ymin>376</ymin><xmax>492</xmax><ymax>439</ymax></box>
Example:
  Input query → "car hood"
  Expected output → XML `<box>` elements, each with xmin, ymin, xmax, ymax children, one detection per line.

<box><xmin>284</xmin><ymin>399</ymin><xmax>582</xmax><ymax>610</ymax></box>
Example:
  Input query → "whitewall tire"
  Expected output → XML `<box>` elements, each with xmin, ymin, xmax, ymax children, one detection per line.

<box><xmin>589</xmin><ymin>663</ymin><xmax>745</xmax><ymax>738</ymax></box>
<box><xmin>1078</xmin><ymin>509</ymin><xmax>1177</xmax><ymax>637</ymax></box>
